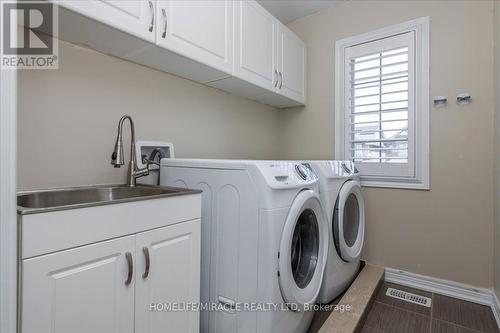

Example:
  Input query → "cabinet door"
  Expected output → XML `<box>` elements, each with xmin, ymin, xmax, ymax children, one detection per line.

<box><xmin>277</xmin><ymin>23</ymin><xmax>306</xmax><ymax>103</ymax></box>
<box><xmin>135</xmin><ymin>220</ymin><xmax>201</xmax><ymax>333</ymax></box>
<box><xmin>234</xmin><ymin>1</ymin><xmax>277</xmax><ymax>91</ymax></box>
<box><xmin>156</xmin><ymin>1</ymin><xmax>232</xmax><ymax>74</ymax></box>
<box><xmin>21</xmin><ymin>235</ymin><xmax>136</xmax><ymax>333</ymax></box>
<box><xmin>59</xmin><ymin>0</ymin><xmax>156</xmax><ymax>42</ymax></box>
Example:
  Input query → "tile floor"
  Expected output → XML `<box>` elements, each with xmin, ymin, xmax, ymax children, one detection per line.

<box><xmin>361</xmin><ymin>282</ymin><xmax>499</xmax><ymax>333</ymax></box>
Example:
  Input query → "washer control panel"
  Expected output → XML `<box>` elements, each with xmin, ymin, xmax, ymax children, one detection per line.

<box><xmin>256</xmin><ymin>161</ymin><xmax>318</xmax><ymax>189</ymax></box>
<box><xmin>341</xmin><ymin>162</ymin><xmax>351</xmax><ymax>173</ymax></box>
<box><xmin>295</xmin><ymin>164</ymin><xmax>309</xmax><ymax>180</ymax></box>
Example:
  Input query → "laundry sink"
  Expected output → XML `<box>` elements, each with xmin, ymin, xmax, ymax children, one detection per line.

<box><xmin>17</xmin><ymin>184</ymin><xmax>200</xmax><ymax>214</ymax></box>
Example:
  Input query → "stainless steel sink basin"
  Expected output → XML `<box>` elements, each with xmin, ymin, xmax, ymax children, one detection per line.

<box><xmin>17</xmin><ymin>185</ymin><xmax>201</xmax><ymax>214</ymax></box>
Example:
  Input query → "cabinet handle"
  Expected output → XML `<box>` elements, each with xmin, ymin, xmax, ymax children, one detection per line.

<box><xmin>161</xmin><ymin>8</ymin><xmax>167</xmax><ymax>38</ymax></box>
<box><xmin>142</xmin><ymin>247</ymin><xmax>150</xmax><ymax>279</ymax></box>
<box><xmin>279</xmin><ymin>71</ymin><xmax>283</xmax><ymax>89</ymax></box>
<box><xmin>148</xmin><ymin>1</ymin><xmax>154</xmax><ymax>32</ymax></box>
<box><xmin>274</xmin><ymin>69</ymin><xmax>278</xmax><ymax>88</ymax></box>
<box><xmin>125</xmin><ymin>252</ymin><xmax>133</xmax><ymax>286</ymax></box>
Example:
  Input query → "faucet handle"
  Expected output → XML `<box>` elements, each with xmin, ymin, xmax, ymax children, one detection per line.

<box><xmin>135</xmin><ymin>168</ymin><xmax>150</xmax><ymax>178</ymax></box>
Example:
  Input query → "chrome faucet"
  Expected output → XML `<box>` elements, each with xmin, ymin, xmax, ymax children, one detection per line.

<box><xmin>111</xmin><ymin>115</ymin><xmax>149</xmax><ymax>186</ymax></box>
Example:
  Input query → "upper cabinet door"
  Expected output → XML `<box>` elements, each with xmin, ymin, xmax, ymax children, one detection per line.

<box><xmin>135</xmin><ymin>220</ymin><xmax>201</xmax><ymax>333</ymax></box>
<box><xmin>156</xmin><ymin>1</ymin><xmax>233</xmax><ymax>74</ymax></box>
<box><xmin>277</xmin><ymin>23</ymin><xmax>306</xmax><ymax>104</ymax></box>
<box><xmin>234</xmin><ymin>1</ymin><xmax>277</xmax><ymax>91</ymax></box>
<box><xmin>59</xmin><ymin>0</ymin><xmax>156</xmax><ymax>42</ymax></box>
<box><xmin>21</xmin><ymin>235</ymin><xmax>136</xmax><ymax>333</ymax></box>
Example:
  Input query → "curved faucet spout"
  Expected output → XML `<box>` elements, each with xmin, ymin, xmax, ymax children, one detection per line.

<box><xmin>111</xmin><ymin>115</ymin><xmax>149</xmax><ymax>186</ymax></box>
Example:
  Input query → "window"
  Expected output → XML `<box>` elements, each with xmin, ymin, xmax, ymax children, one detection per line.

<box><xmin>335</xmin><ymin>17</ymin><xmax>429</xmax><ymax>189</ymax></box>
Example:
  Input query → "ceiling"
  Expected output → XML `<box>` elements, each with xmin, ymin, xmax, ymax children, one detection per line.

<box><xmin>257</xmin><ymin>1</ymin><xmax>339</xmax><ymax>24</ymax></box>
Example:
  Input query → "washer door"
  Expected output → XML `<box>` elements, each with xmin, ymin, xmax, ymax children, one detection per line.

<box><xmin>278</xmin><ymin>190</ymin><xmax>328</xmax><ymax>310</ymax></box>
<box><xmin>334</xmin><ymin>180</ymin><xmax>365</xmax><ymax>262</ymax></box>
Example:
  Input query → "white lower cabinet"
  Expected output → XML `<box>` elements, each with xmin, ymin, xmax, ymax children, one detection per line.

<box><xmin>21</xmin><ymin>235</ymin><xmax>136</xmax><ymax>333</ymax></box>
<box><xmin>135</xmin><ymin>220</ymin><xmax>201</xmax><ymax>333</ymax></box>
<box><xmin>20</xmin><ymin>220</ymin><xmax>200</xmax><ymax>333</ymax></box>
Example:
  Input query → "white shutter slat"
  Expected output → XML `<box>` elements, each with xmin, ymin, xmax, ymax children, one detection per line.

<box><xmin>352</xmin><ymin>74</ymin><xmax>408</xmax><ymax>88</ymax></box>
<box><xmin>351</xmin><ymin>70</ymin><xmax>409</xmax><ymax>85</ymax></box>
<box><xmin>351</xmin><ymin>138</ymin><xmax>408</xmax><ymax>143</ymax></box>
<box><xmin>352</xmin><ymin>50</ymin><xmax>408</xmax><ymax>65</ymax></box>
<box><xmin>351</xmin><ymin>99</ymin><xmax>408</xmax><ymax>108</ymax></box>
<box><xmin>351</xmin><ymin>90</ymin><xmax>408</xmax><ymax>100</ymax></box>
<box><xmin>349</xmin><ymin>118</ymin><xmax>408</xmax><ymax>125</ymax></box>
<box><xmin>349</xmin><ymin>107</ymin><xmax>408</xmax><ymax>116</ymax></box>
<box><xmin>351</xmin><ymin>60</ymin><xmax>409</xmax><ymax>74</ymax></box>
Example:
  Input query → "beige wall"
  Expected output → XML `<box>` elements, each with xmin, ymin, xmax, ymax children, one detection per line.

<box><xmin>494</xmin><ymin>0</ymin><xmax>500</xmax><ymax>298</ymax></box>
<box><xmin>18</xmin><ymin>40</ymin><xmax>280</xmax><ymax>190</ymax></box>
<box><xmin>280</xmin><ymin>1</ymin><xmax>495</xmax><ymax>287</ymax></box>
<box><xmin>18</xmin><ymin>1</ymin><xmax>497</xmax><ymax>290</ymax></box>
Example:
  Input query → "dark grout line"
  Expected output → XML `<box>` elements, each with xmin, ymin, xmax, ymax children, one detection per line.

<box><xmin>432</xmin><ymin>318</ymin><xmax>486</xmax><ymax>333</ymax></box>
<box><xmin>430</xmin><ymin>292</ymin><xmax>434</xmax><ymax>333</ymax></box>
<box><xmin>373</xmin><ymin>300</ymin><xmax>432</xmax><ymax>318</ymax></box>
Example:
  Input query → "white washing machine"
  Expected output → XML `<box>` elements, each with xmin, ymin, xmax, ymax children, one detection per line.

<box><xmin>308</xmin><ymin>161</ymin><xmax>365</xmax><ymax>304</ymax></box>
<box><xmin>160</xmin><ymin>159</ymin><xmax>329</xmax><ymax>333</ymax></box>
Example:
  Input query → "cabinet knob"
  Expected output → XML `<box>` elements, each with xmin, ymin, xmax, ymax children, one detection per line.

<box><xmin>274</xmin><ymin>69</ymin><xmax>279</xmax><ymax>88</ymax></box>
<box><xmin>279</xmin><ymin>71</ymin><xmax>283</xmax><ymax>89</ymax></box>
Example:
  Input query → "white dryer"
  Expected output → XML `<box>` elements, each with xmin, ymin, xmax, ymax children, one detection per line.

<box><xmin>160</xmin><ymin>159</ymin><xmax>329</xmax><ymax>333</ymax></box>
<box><xmin>308</xmin><ymin>161</ymin><xmax>365</xmax><ymax>304</ymax></box>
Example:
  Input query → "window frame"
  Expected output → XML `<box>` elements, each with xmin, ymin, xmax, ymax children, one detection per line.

<box><xmin>335</xmin><ymin>17</ymin><xmax>430</xmax><ymax>190</ymax></box>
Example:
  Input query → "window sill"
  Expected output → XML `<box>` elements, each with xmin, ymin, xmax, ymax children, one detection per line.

<box><xmin>360</xmin><ymin>176</ymin><xmax>430</xmax><ymax>190</ymax></box>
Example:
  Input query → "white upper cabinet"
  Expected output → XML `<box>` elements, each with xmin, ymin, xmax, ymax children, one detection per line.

<box><xmin>233</xmin><ymin>0</ymin><xmax>277</xmax><ymax>91</ymax></box>
<box><xmin>156</xmin><ymin>0</ymin><xmax>233</xmax><ymax>74</ymax></box>
<box><xmin>277</xmin><ymin>22</ymin><xmax>306</xmax><ymax>104</ymax></box>
<box><xmin>59</xmin><ymin>0</ymin><xmax>156</xmax><ymax>42</ymax></box>
<box><xmin>52</xmin><ymin>0</ymin><xmax>306</xmax><ymax>107</ymax></box>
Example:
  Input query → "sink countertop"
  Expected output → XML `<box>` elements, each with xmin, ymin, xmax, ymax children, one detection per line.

<box><xmin>17</xmin><ymin>184</ymin><xmax>202</xmax><ymax>215</ymax></box>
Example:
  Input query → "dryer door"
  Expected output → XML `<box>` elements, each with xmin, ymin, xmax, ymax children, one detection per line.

<box><xmin>278</xmin><ymin>190</ymin><xmax>328</xmax><ymax>310</ymax></box>
<box><xmin>334</xmin><ymin>180</ymin><xmax>365</xmax><ymax>262</ymax></box>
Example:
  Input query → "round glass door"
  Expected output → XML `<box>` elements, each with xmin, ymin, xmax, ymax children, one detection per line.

<box><xmin>333</xmin><ymin>181</ymin><xmax>365</xmax><ymax>262</ymax></box>
<box><xmin>291</xmin><ymin>208</ymin><xmax>319</xmax><ymax>289</ymax></box>
<box><xmin>278</xmin><ymin>190</ymin><xmax>328</xmax><ymax>310</ymax></box>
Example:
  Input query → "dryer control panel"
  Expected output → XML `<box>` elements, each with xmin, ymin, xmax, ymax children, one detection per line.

<box><xmin>311</xmin><ymin>160</ymin><xmax>359</xmax><ymax>179</ymax></box>
<box><xmin>255</xmin><ymin>161</ymin><xmax>318</xmax><ymax>189</ymax></box>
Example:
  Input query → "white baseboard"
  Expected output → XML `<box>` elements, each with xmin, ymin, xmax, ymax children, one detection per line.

<box><xmin>384</xmin><ymin>268</ymin><xmax>500</xmax><ymax>329</ymax></box>
<box><xmin>493</xmin><ymin>291</ymin><xmax>500</xmax><ymax>330</ymax></box>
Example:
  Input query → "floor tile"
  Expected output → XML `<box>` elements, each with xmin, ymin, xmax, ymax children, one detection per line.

<box><xmin>432</xmin><ymin>294</ymin><xmax>498</xmax><ymax>333</ymax></box>
<box><xmin>431</xmin><ymin>319</ymin><xmax>483</xmax><ymax>333</ymax></box>
<box><xmin>375</xmin><ymin>282</ymin><xmax>432</xmax><ymax>316</ymax></box>
<box><xmin>361</xmin><ymin>325</ymin><xmax>385</xmax><ymax>333</ymax></box>
<box><xmin>364</xmin><ymin>302</ymin><xmax>430</xmax><ymax>333</ymax></box>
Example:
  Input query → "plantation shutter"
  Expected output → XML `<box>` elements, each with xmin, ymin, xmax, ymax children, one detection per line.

<box><xmin>344</xmin><ymin>32</ymin><xmax>415</xmax><ymax>177</ymax></box>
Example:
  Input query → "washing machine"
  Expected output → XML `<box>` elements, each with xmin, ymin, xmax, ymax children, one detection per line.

<box><xmin>308</xmin><ymin>160</ymin><xmax>365</xmax><ymax>304</ymax></box>
<box><xmin>160</xmin><ymin>159</ymin><xmax>329</xmax><ymax>333</ymax></box>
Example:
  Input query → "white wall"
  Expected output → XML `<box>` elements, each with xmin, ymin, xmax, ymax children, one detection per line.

<box><xmin>18</xmin><ymin>40</ymin><xmax>280</xmax><ymax>190</ymax></box>
<box><xmin>280</xmin><ymin>0</ymin><xmax>495</xmax><ymax>288</ymax></box>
